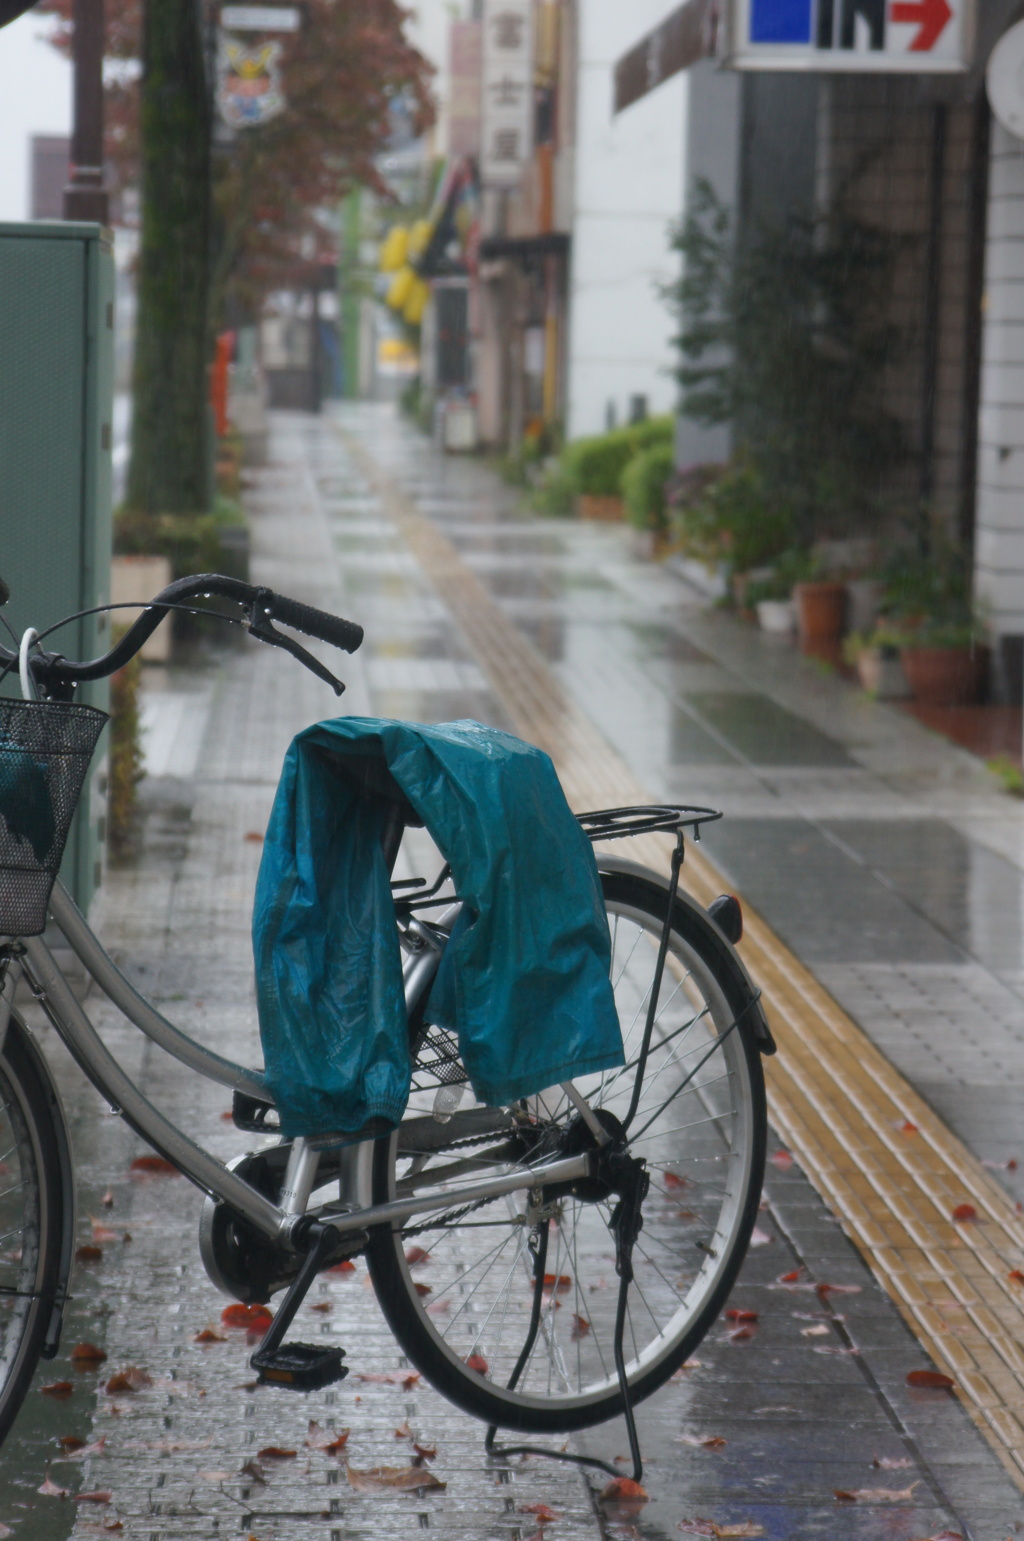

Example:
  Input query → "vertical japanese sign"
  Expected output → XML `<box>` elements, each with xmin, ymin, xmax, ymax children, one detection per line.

<box><xmin>725</xmin><ymin>0</ymin><xmax>972</xmax><ymax>70</ymax></box>
<box><xmin>481</xmin><ymin>0</ymin><xmax>534</xmax><ymax>187</ymax></box>
<box><xmin>449</xmin><ymin>20</ymin><xmax>482</xmax><ymax>157</ymax></box>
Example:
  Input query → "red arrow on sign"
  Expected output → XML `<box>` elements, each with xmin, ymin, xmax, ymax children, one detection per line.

<box><xmin>890</xmin><ymin>0</ymin><xmax>952</xmax><ymax>51</ymax></box>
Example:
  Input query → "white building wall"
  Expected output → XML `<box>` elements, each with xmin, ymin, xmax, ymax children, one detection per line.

<box><xmin>976</xmin><ymin>120</ymin><xmax>1024</xmax><ymax>641</ymax></box>
<box><xmin>566</xmin><ymin>3</ymin><xmax>686</xmax><ymax>440</ymax></box>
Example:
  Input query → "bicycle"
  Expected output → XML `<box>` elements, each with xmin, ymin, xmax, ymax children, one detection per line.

<box><xmin>0</xmin><ymin>572</ymin><xmax>773</xmax><ymax>1471</ymax></box>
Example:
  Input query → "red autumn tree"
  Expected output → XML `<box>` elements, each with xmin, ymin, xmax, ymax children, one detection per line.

<box><xmin>42</xmin><ymin>0</ymin><xmax>433</xmax><ymax>514</ymax></box>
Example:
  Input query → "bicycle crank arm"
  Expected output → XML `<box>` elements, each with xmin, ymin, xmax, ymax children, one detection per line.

<box><xmin>317</xmin><ymin>1153</ymin><xmax>593</xmax><ymax>1238</ymax></box>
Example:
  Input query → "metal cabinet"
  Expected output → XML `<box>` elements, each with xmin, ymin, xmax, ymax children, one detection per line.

<box><xmin>0</xmin><ymin>221</ymin><xmax>115</xmax><ymax>917</ymax></box>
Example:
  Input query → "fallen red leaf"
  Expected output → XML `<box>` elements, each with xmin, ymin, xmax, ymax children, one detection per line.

<box><xmin>220</xmin><ymin>1110</ymin><xmax>235</xmax><ymax>1121</ymax></box>
<box><xmin>414</xmin><ymin>1282</ymin><xmax>432</xmax><ymax>1297</ymax></box>
<box><xmin>90</xmin><ymin>1223</ymin><xmax>118</xmax><ymax>1244</ymax></box>
<box><xmin>75</xmin><ymin>1245</ymin><xmax>103</xmax><ymax>1264</ymax></box>
<box><xmin>105</xmin><ymin>1367</ymin><xmax>152</xmax><ymax>1394</ymax></box>
<box><xmin>58</xmin><ymin>1438</ymin><xmax>106</xmax><ymax>1462</ymax></box>
<box><xmin>310</xmin><ymin>1301</ymin><xmax>332</xmax><ymax>1313</ymax></box>
<box><xmin>768</xmin><ymin>1150</ymin><xmax>793</xmax><ymax>1170</ymax></box>
<box><xmin>100</xmin><ymin>1190</ymin><xmax>114</xmax><ymax>1207</ymax></box>
<box><xmin>221</xmin><ymin>1303</ymin><xmax>273</xmax><ymax>1332</ymax></box>
<box><xmin>815</xmin><ymin>1282</ymin><xmax>861</xmax><ymax>1297</ymax></box>
<box><xmin>129</xmin><ymin>1156</ymin><xmax>178</xmax><ymax>1176</ymax></box>
<box><xmin>465</xmin><ymin>1353</ymin><xmax>489</xmax><ymax>1374</ymax></box>
<box><xmin>404</xmin><ymin>1246</ymin><xmax>430</xmax><ymax>1266</ymax></box>
<box><xmin>70</xmin><ymin>1342</ymin><xmax>107</xmax><ymax>1366</ymax></box>
<box><xmin>412</xmin><ymin>1442</ymin><xmax>437</xmax><ymax>1461</ymax></box>
<box><xmin>194</xmin><ymin>1329</ymin><xmax>227</xmax><ymax>1343</ymax></box>
<box><xmin>726</xmin><ymin>1325</ymin><xmax>756</xmax><ymax>1342</ymax></box>
<box><xmin>663</xmin><ymin>1172</ymin><xmax>689</xmax><ymax>1190</ymax></box>
<box><xmin>777</xmin><ymin>1269</ymin><xmax>802</xmax><ymax>1284</ymax></box>
<box><xmin>1008</xmin><ymin>1270</ymin><xmax>1024</xmax><ymax>1286</ymax></box>
<box><xmin>571</xmin><ymin>1314</ymin><xmax>590</xmax><ymax>1339</ymax></box>
<box><xmin>355</xmin><ymin>1371</ymin><xmax>421</xmax><ymax>1389</ymax></box>
<box><xmin>542</xmin><ymin>1274</ymin><xmax>572</xmax><ymax>1291</ymax></box>
<box><xmin>59</xmin><ymin>1435</ymin><xmax>86</xmax><ymax>1453</ymax></box>
<box><xmin>394</xmin><ymin>1421</ymin><xmax>413</xmax><ymax>1439</ymax></box>
<box><xmin>519</xmin><ymin>1502</ymin><xmax>559</xmax><ymax>1521</ymax></box>
<box><xmin>906</xmin><ymin>1370</ymin><xmax>954</xmax><ymax>1390</ymax></box>
<box><xmin>75</xmin><ymin>1491</ymin><xmax>112</xmax><ymax>1504</ymax></box>
<box><xmin>244</xmin><ymin>831</ymin><xmax>264</xmax><ymax>843</ymax></box>
<box><xmin>345</xmin><ymin>1463</ymin><xmax>446</xmax><ymax>1492</ymax></box>
<box><xmin>325</xmin><ymin>1259</ymin><xmax>356</xmax><ymax>1275</ymax></box>
<box><xmin>724</xmin><ymin>1309</ymin><xmax>758</xmax><ymax>1323</ymax></box>
<box><xmin>41</xmin><ymin>1382</ymin><xmax>74</xmax><ymax>1399</ymax></box>
<box><xmin>951</xmin><ymin>1204</ymin><xmax>977</xmax><ymax>1224</ymax></box>
<box><xmin>599</xmin><ymin>1477</ymin><xmax>648</xmax><ymax>1503</ymax></box>
<box><xmin>677</xmin><ymin>1434</ymin><xmax>727</xmax><ymax>1450</ymax></box>
<box><xmin>899</xmin><ymin>1121</ymin><xmax>918</xmax><ymax>1136</ymax></box>
<box><xmin>306</xmin><ymin>1421</ymin><xmax>350</xmax><ymax>1454</ymax></box>
<box><xmin>257</xmin><ymin>1446</ymin><xmax>296</xmax><ymax>1460</ymax></box>
<box><xmin>38</xmin><ymin>1476</ymin><xmax>68</xmax><ymax>1497</ymax></box>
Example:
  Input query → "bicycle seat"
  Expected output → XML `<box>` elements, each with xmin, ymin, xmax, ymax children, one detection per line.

<box><xmin>312</xmin><ymin>745</ymin><xmax>424</xmax><ymax>829</ymax></box>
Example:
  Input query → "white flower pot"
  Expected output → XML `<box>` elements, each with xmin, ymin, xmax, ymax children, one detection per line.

<box><xmin>756</xmin><ymin>599</ymin><xmax>796</xmax><ymax>635</ymax></box>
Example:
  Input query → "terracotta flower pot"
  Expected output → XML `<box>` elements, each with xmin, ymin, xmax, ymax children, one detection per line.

<box><xmin>576</xmin><ymin>494</ymin><xmax>624</xmax><ymax>522</ymax></box>
<box><xmin>793</xmin><ymin>581</ymin><xmax>846</xmax><ymax>660</ymax></box>
<box><xmin>900</xmin><ymin>645</ymin><xmax>986</xmax><ymax>706</ymax></box>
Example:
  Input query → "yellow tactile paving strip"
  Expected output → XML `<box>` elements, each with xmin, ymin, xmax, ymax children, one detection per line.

<box><xmin>343</xmin><ymin>434</ymin><xmax>1024</xmax><ymax>1490</ymax></box>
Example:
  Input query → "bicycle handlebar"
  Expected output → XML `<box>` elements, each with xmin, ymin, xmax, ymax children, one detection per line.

<box><xmin>0</xmin><ymin>573</ymin><xmax>364</xmax><ymax>696</ymax></box>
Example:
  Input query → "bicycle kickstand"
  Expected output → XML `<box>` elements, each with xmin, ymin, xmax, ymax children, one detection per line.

<box><xmin>249</xmin><ymin>1221</ymin><xmax>349</xmax><ymax>1391</ymax></box>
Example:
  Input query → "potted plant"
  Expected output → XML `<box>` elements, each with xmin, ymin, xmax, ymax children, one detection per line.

<box><xmin>746</xmin><ymin>549</ymin><xmax>814</xmax><ymax>635</ymax></box>
<box><xmin>878</xmin><ymin>543</ymin><xmax>986</xmax><ymax>706</ymax></box>
<box><xmin>842</xmin><ymin>627</ymin><xmax>910</xmax><ymax>699</ymax></box>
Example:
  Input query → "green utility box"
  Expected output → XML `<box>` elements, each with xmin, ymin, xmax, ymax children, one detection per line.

<box><xmin>0</xmin><ymin>222</ymin><xmax>115</xmax><ymax>918</ymax></box>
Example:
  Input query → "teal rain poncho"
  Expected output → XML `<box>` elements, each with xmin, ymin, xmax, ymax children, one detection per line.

<box><xmin>252</xmin><ymin>718</ymin><xmax>623</xmax><ymax>1139</ymax></box>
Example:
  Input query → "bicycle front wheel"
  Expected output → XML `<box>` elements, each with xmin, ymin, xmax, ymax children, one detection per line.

<box><xmin>366</xmin><ymin>865</ymin><xmax>767</xmax><ymax>1433</ymax></box>
<box><xmin>0</xmin><ymin>1015</ymin><xmax>69</xmax><ymax>1447</ymax></box>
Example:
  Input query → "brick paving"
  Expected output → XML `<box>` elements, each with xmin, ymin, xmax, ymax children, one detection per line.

<box><xmin>2</xmin><ymin>404</ymin><xmax>1023</xmax><ymax>1539</ymax></box>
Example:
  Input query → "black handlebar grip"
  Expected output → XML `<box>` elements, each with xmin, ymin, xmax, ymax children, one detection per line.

<box><xmin>266</xmin><ymin>593</ymin><xmax>364</xmax><ymax>654</ymax></box>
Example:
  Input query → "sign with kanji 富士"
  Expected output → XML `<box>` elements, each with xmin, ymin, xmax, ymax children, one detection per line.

<box><xmin>480</xmin><ymin>0</ymin><xmax>534</xmax><ymax>187</ymax></box>
<box><xmin>723</xmin><ymin>0</ymin><xmax>973</xmax><ymax>70</ymax></box>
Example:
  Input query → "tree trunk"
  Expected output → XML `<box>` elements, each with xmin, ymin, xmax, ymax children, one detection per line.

<box><xmin>125</xmin><ymin>0</ymin><xmax>211</xmax><ymax>514</ymax></box>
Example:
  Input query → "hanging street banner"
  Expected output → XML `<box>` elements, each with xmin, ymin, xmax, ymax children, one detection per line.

<box><xmin>480</xmin><ymin>0</ymin><xmax>534</xmax><ymax>187</ymax></box>
<box><xmin>721</xmin><ymin>0</ymin><xmax>974</xmax><ymax>71</ymax></box>
<box><xmin>217</xmin><ymin>36</ymin><xmax>286</xmax><ymax>128</ymax></box>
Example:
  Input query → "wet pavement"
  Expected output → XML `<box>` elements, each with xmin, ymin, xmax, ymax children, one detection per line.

<box><xmin>2</xmin><ymin>403</ymin><xmax>1023</xmax><ymax>1540</ymax></box>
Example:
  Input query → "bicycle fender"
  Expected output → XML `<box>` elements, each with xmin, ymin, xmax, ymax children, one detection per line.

<box><xmin>595</xmin><ymin>855</ymin><xmax>777</xmax><ymax>1055</ymax></box>
<box><xmin>6</xmin><ymin>1013</ymin><xmax>77</xmax><ymax>1356</ymax></box>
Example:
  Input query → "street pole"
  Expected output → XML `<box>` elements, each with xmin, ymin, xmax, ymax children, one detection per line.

<box><xmin>63</xmin><ymin>0</ymin><xmax>109</xmax><ymax>223</ymax></box>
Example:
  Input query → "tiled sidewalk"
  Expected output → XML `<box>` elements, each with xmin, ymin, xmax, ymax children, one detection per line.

<box><xmin>2</xmin><ymin>405</ymin><xmax>1022</xmax><ymax>1541</ymax></box>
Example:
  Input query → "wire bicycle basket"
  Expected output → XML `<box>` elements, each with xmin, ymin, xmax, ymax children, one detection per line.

<box><xmin>0</xmin><ymin>699</ymin><xmax>108</xmax><ymax>937</ymax></box>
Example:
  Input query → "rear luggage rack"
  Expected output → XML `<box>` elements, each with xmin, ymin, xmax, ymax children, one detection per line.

<box><xmin>575</xmin><ymin>804</ymin><xmax>722</xmax><ymax>843</ymax></box>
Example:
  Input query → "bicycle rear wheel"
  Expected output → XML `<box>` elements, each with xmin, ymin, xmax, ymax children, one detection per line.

<box><xmin>0</xmin><ymin>1016</ymin><xmax>68</xmax><ymax>1447</ymax></box>
<box><xmin>366</xmin><ymin>865</ymin><xmax>767</xmax><ymax>1433</ymax></box>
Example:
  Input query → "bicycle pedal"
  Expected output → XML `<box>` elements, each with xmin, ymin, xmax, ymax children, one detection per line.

<box><xmin>253</xmin><ymin>1342</ymin><xmax>348</xmax><ymax>1391</ymax></box>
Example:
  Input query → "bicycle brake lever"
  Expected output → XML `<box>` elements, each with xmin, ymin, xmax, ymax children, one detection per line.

<box><xmin>246</xmin><ymin>612</ymin><xmax>345</xmax><ymax>696</ymax></box>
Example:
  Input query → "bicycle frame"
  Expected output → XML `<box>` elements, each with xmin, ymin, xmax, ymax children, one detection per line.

<box><xmin>6</xmin><ymin>883</ymin><xmax>593</xmax><ymax>1256</ymax></box>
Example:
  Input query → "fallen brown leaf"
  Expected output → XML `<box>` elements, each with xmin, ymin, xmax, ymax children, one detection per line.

<box><xmin>898</xmin><ymin>1121</ymin><xmax>918</xmax><ymax>1136</ymax></box>
<box><xmin>41</xmin><ymin>1381</ymin><xmax>74</xmax><ymax>1400</ymax></box>
<box><xmin>105</xmin><ymin>1367</ymin><xmax>153</xmax><ymax>1395</ymax></box>
<box><xmin>413</xmin><ymin>1282</ymin><xmax>432</xmax><ymax>1297</ymax></box>
<box><xmin>74</xmin><ymin>1491</ymin><xmax>112</xmax><ymax>1504</ymax></box>
<box><xmin>394</xmin><ymin>1422</ymin><xmax>413</xmax><ymax>1439</ymax></box>
<box><xmin>355</xmin><ymin>1370</ymin><xmax>421</xmax><ymax>1389</ymax></box>
<box><xmin>71</xmin><ymin>1343</ymin><xmax>108</xmax><ymax>1366</ymax></box>
<box><xmin>815</xmin><ymin>1282</ymin><xmax>861</xmax><ymax>1297</ymax></box>
<box><xmin>571</xmin><ymin>1314</ymin><xmax>590</xmax><ymax>1339</ymax></box>
<box><xmin>906</xmin><ymin>1370</ymin><xmax>954</xmax><ymax>1390</ymax></box>
<box><xmin>240</xmin><ymin>1460</ymin><xmax>267</xmax><ymax>1484</ymax></box>
<box><xmin>193</xmin><ymin>1329</ymin><xmax>227</xmax><ymax>1344</ymax></box>
<box><xmin>58</xmin><ymin>1438</ymin><xmax>106</xmax><ymax>1462</ymax></box>
<box><xmin>306</xmin><ymin>1421</ymin><xmax>350</xmax><ymax>1456</ymax></box>
<box><xmin>412</xmin><ymin>1442</ymin><xmax>437</xmax><ymax>1462</ymax></box>
<box><xmin>75</xmin><ymin>1245</ymin><xmax>103</xmax><ymax>1265</ymax></box>
<box><xmin>542</xmin><ymin>1273</ymin><xmax>572</xmax><ymax>1291</ymax></box>
<box><xmin>676</xmin><ymin>1434</ymin><xmax>727</xmax><ymax>1450</ymax></box>
<box><xmin>835</xmin><ymin>1483</ymin><xmax>919</xmax><ymax>1502</ymax></box>
<box><xmin>713</xmin><ymin>1525</ymin><xmax>764</xmax><ymax>1538</ymax></box>
<box><xmin>951</xmin><ymin>1204</ymin><xmax>977</xmax><ymax>1224</ymax></box>
<box><xmin>310</xmin><ymin>1301</ymin><xmax>332</xmax><ymax>1313</ymax></box>
<box><xmin>244</xmin><ymin>831</ymin><xmax>264</xmax><ymax>843</ymax></box>
<box><xmin>38</xmin><ymin>1476</ymin><xmax>69</xmax><ymax>1497</ymax></box>
<box><xmin>129</xmin><ymin>1156</ymin><xmax>178</xmax><ymax>1176</ymax></box>
<box><xmin>1008</xmin><ymin>1269</ymin><xmax>1024</xmax><ymax>1286</ymax></box>
<box><xmin>59</xmin><ymin>1435</ymin><xmax>86</xmax><ymax>1453</ymax></box>
<box><xmin>404</xmin><ymin>1246</ymin><xmax>430</xmax><ymax>1266</ymax></box>
<box><xmin>256</xmin><ymin>1447</ymin><xmax>296</xmax><ymax>1461</ymax></box>
<box><xmin>100</xmin><ymin>1190</ymin><xmax>114</xmax><ymax>1207</ymax></box>
<box><xmin>519</xmin><ymin>1502</ymin><xmax>559</xmax><ymax>1521</ymax></box>
<box><xmin>345</xmin><ymin>1463</ymin><xmax>446</xmax><ymax>1493</ymax></box>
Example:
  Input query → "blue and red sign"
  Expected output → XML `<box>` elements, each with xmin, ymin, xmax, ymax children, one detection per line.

<box><xmin>733</xmin><ymin>0</ymin><xmax>969</xmax><ymax>69</ymax></box>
